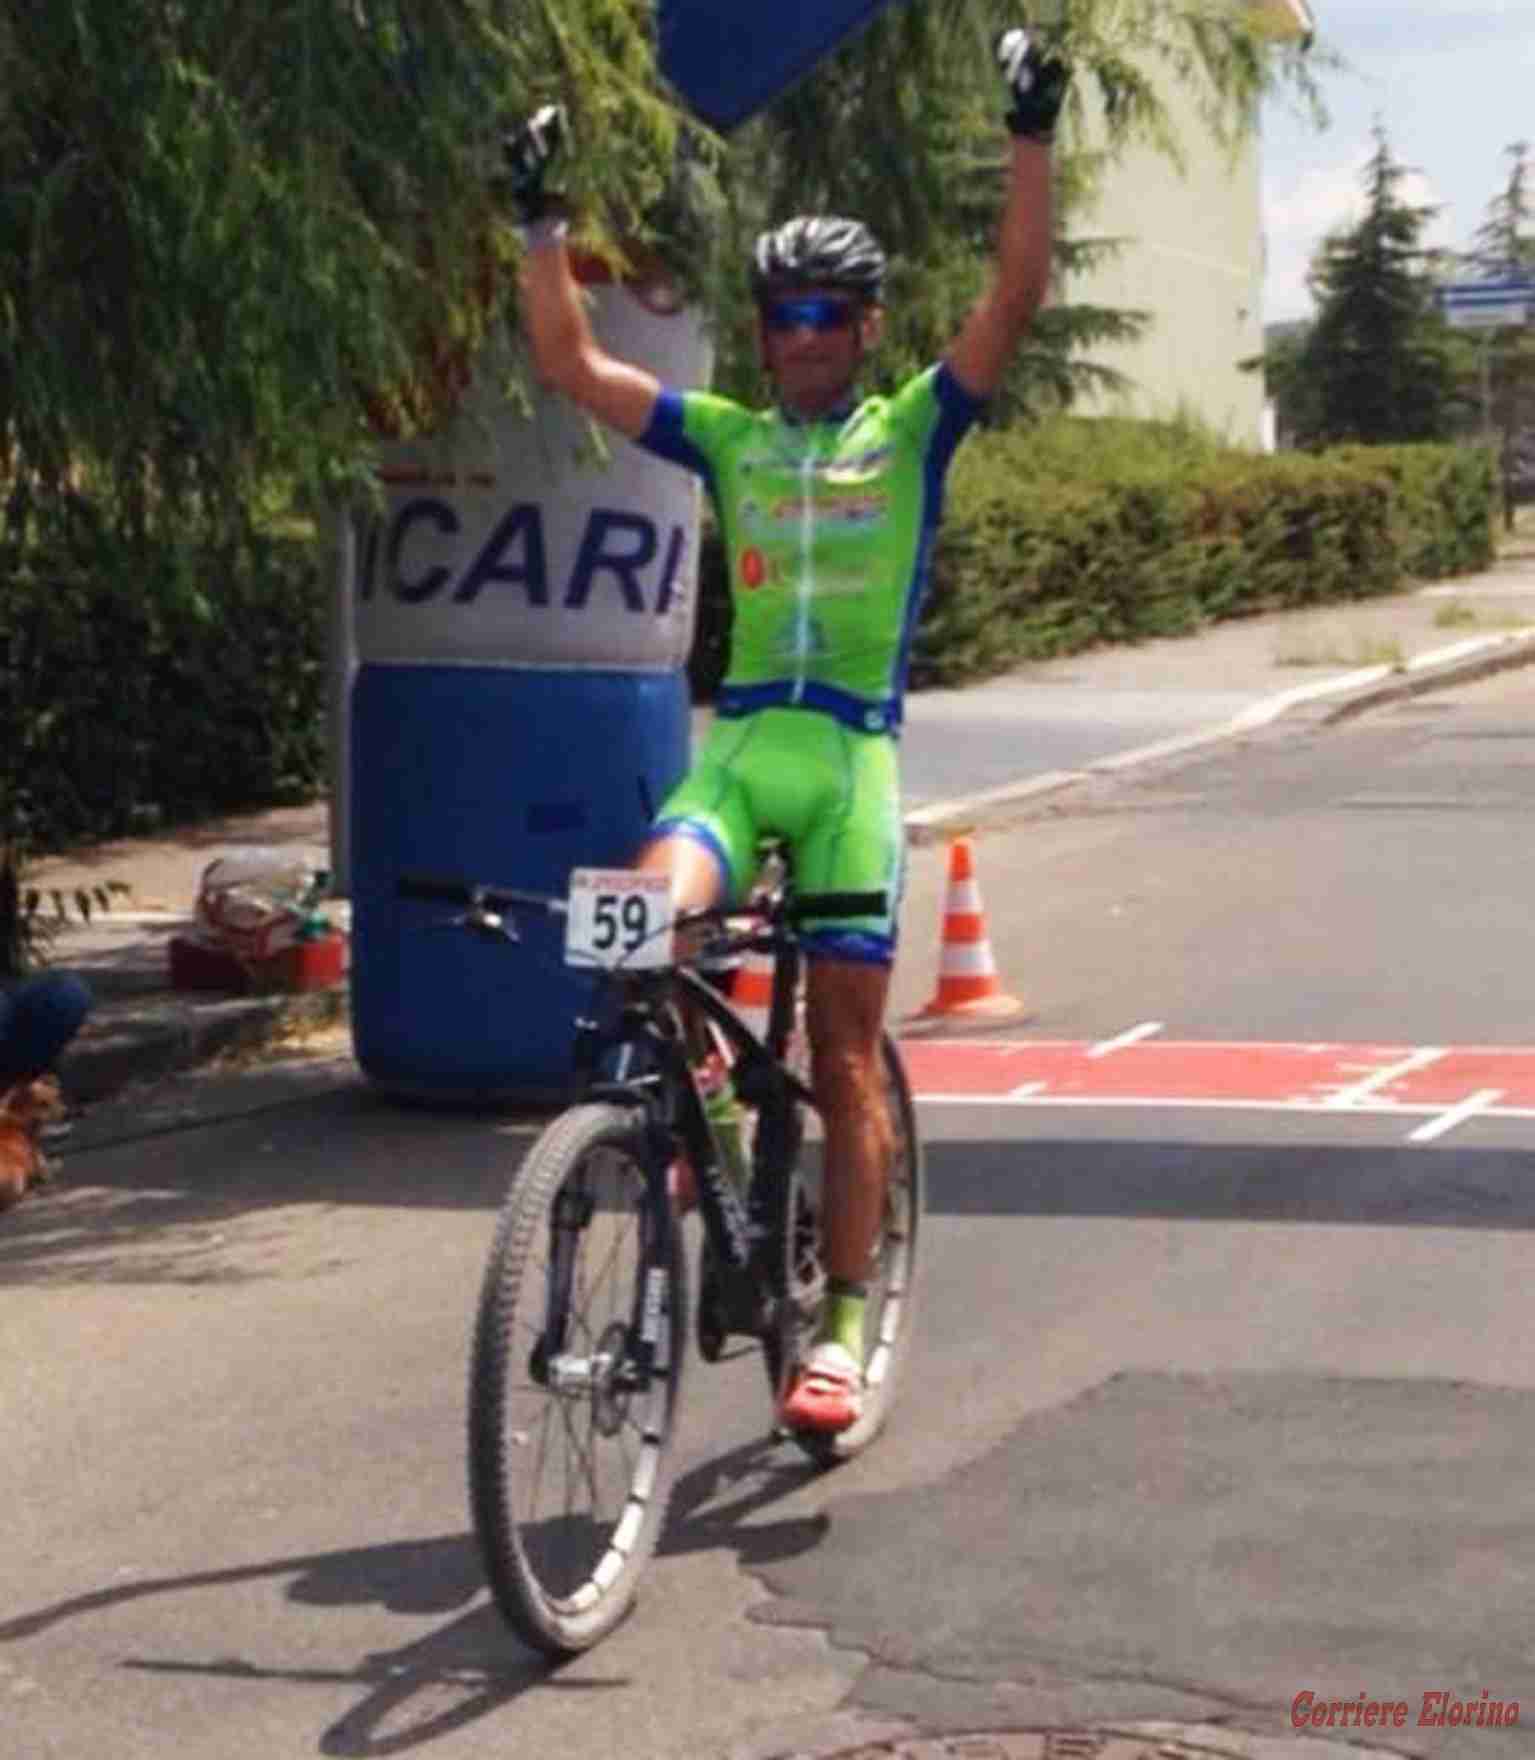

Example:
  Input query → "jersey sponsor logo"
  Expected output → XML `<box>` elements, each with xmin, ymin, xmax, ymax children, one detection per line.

<box><xmin>821</xmin><ymin>489</ymin><xmax>890</xmax><ymax>526</ymax></box>
<box><xmin>740</xmin><ymin>453</ymin><xmax>892</xmax><ymax>486</ymax></box>
<box><xmin>735</xmin><ymin>433</ymin><xmax>891</xmax><ymax>481</ymax></box>
<box><xmin>745</xmin><ymin>486</ymin><xmax>890</xmax><ymax>531</ymax></box>
<box><xmin>357</xmin><ymin>498</ymin><xmax>688</xmax><ymax>613</ymax></box>
<box><xmin>763</xmin><ymin>490</ymin><xmax>889</xmax><ymax>527</ymax></box>
<box><xmin>734</xmin><ymin>549</ymin><xmax>872</xmax><ymax>599</ymax></box>
<box><xmin>824</xmin><ymin>445</ymin><xmax>894</xmax><ymax>483</ymax></box>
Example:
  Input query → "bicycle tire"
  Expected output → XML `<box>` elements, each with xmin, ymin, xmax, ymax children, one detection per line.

<box><xmin>468</xmin><ymin>1102</ymin><xmax>687</xmax><ymax>1655</ymax></box>
<box><xmin>775</xmin><ymin>1031</ymin><xmax>924</xmax><ymax>1467</ymax></box>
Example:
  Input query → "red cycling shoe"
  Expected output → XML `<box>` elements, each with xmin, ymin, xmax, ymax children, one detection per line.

<box><xmin>779</xmin><ymin>1341</ymin><xmax>864</xmax><ymax>1433</ymax></box>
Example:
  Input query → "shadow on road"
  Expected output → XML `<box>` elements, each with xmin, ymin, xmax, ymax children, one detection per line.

<box><xmin>661</xmin><ymin>1434</ymin><xmax>830</xmax><ymax>1568</ymax></box>
<box><xmin>10</xmin><ymin>1082</ymin><xmax>1534</xmax><ymax>1288</ymax></box>
<box><xmin>924</xmin><ymin>1135</ymin><xmax>1535</xmax><ymax>1230</ymax></box>
<box><xmin>0</xmin><ymin>1532</ymin><xmax>591</xmax><ymax>1755</ymax></box>
<box><xmin>0</xmin><ymin>1438</ymin><xmax>828</xmax><ymax>1755</ymax></box>
<box><xmin>0</xmin><ymin>1085</ymin><xmax>539</xmax><ymax>1286</ymax></box>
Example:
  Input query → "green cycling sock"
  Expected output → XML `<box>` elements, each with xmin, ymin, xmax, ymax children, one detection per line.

<box><xmin>820</xmin><ymin>1280</ymin><xmax>867</xmax><ymax>1360</ymax></box>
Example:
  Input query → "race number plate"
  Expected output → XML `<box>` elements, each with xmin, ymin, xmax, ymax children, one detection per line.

<box><xmin>564</xmin><ymin>869</ymin><xmax>676</xmax><ymax>970</ymax></box>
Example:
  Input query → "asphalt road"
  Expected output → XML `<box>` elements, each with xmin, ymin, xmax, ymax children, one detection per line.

<box><xmin>6</xmin><ymin>665</ymin><xmax>1535</xmax><ymax>1760</ymax></box>
<box><xmin>898</xmin><ymin>679</ymin><xmax>1261</xmax><ymax>807</ymax></box>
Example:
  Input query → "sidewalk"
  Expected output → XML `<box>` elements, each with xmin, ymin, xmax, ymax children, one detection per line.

<box><xmin>24</xmin><ymin>550</ymin><xmax>1535</xmax><ymax>1109</ymax></box>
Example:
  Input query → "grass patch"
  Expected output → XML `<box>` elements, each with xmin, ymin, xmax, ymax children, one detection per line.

<box><xmin>1502</xmin><ymin>502</ymin><xmax>1535</xmax><ymax>558</ymax></box>
<box><xmin>1433</xmin><ymin>599</ymin><xmax>1535</xmax><ymax>632</ymax></box>
<box><xmin>1274</xmin><ymin>633</ymin><xmax>1407</xmax><ymax>670</ymax></box>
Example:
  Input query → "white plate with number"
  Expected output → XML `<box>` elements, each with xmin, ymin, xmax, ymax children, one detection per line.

<box><xmin>564</xmin><ymin>869</ymin><xmax>676</xmax><ymax>970</ymax></box>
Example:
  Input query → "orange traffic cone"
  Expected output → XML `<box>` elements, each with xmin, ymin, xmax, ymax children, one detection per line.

<box><xmin>910</xmin><ymin>837</ymin><xmax>1029</xmax><ymax>1026</ymax></box>
<box><xmin>730</xmin><ymin>946</ymin><xmax>776</xmax><ymax>1041</ymax></box>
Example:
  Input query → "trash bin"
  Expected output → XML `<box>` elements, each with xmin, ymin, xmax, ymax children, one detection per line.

<box><xmin>345</xmin><ymin>271</ymin><xmax>711</xmax><ymax>1101</ymax></box>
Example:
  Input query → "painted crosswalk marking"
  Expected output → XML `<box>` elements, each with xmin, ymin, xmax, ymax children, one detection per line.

<box><xmin>901</xmin><ymin>1039</ymin><xmax>1535</xmax><ymax>1143</ymax></box>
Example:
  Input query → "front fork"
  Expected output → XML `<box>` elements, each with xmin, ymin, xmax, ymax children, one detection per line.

<box><xmin>527</xmin><ymin>1010</ymin><xmax>687</xmax><ymax>1394</ymax></box>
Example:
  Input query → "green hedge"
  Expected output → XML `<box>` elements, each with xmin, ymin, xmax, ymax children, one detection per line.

<box><xmin>4</xmin><ymin>426</ymin><xmax>1500</xmax><ymax>858</ymax></box>
<box><xmin>1</xmin><ymin>512</ymin><xmax>327</xmax><ymax>854</ymax></box>
<box><xmin>1326</xmin><ymin>442</ymin><xmax>1499</xmax><ymax>581</ymax></box>
<box><xmin>689</xmin><ymin>422</ymin><xmax>1499</xmax><ymax>697</ymax></box>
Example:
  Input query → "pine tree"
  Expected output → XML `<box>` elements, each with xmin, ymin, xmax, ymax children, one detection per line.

<box><xmin>1465</xmin><ymin>141</ymin><xmax>1535</xmax><ymax>519</ymax></box>
<box><xmin>1470</xmin><ymin>140</ymin><xmax>1535</xmax><ymax>278</ymax></box>
<box><xmin>1295</xmin><ymin>122</ymin><xmax>1461</xmax><ymax>446</ymax></box>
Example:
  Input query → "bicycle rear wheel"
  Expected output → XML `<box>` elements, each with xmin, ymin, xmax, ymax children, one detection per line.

<box><xmin>468</xmin><ymin>1102</ymin><xmax>686</xmax><ymax>1655</ymax></box>
<box><xmin>777</xmin><ymin>1030</ymin><xmax>924</xmax><ymax>1467</ymax></box>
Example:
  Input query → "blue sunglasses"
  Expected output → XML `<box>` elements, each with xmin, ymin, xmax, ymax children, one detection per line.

<box><xmin>761</xmin><ymin>295</ymin><xmax>861</xmax><ymax>334</ymax></box>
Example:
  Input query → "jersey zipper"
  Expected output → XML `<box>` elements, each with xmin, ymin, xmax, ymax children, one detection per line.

<box><xmin>792</xmin><ymin>432</ymin><xmax>819</xmax><ymax>703</ymax></box>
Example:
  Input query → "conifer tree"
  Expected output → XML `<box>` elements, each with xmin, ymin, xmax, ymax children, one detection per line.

<box><xmin>1465</xmin><ymin>141</ymin><xmax>1535</xmax><ymax>518</ymax></box>
<box><xmin>1294</xmin><ymin>122</ymin><xmax>1461</xmax><ymax>446</ymax></box>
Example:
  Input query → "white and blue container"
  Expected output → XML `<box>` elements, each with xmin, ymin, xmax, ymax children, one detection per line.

<box><xmin>344</xmin><ymin>276</ymin><xmax>710</xmax><ymax>1101</ymax></box>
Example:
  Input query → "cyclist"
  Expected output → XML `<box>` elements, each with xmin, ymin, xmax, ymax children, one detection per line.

<box><xmin>507</xmin><ymin>28</ymin><xmax>1069</xmax><ymax>1432</ymax></box>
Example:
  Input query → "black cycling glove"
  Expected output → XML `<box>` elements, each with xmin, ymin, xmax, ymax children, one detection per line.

<box><xmin>502</xmin><ymin>103</ymin><xmax>565</xmax><ymax>226</ymax></box>
<box><xmin>996</xmin><ymin>28</ymin><xmax>1070</xmax><ymax>143</ymax></box>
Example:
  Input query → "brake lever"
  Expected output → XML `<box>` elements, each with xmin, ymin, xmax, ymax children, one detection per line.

<box><xmin>466</xmin><ymin>905</ymin><xmax>520</xmax><ymax>944</ymax></box>
<box><xmin>427</xmin><ymin>906</ymin><xmax>520</xmax><ymax>944</ymax></box>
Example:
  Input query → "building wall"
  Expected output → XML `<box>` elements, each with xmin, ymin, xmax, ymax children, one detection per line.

<box><xmin>1064</xmin><ymin>122</ymin><xmax>1269</xmax><ymax>447</ymax></box>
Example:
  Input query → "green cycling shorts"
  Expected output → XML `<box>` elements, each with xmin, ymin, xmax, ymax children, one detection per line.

<box><xmin>651</xmin><ymin>706</ymin><xmax>904</xmax><ymax>965</ymax></box>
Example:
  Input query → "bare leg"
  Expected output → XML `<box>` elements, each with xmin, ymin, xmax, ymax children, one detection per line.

<box><xmin>637</xmin><ymin>827</ymin><xmax>732</xmax><ymax>1070</ymax></box>
<box><xmin>634</xmin><ymin>831</ymin><xmax>725</xmax><ymax>916</ymax></box>
<box><xmin>804</xmin><ymin>959</ymin><xmax>893</xmax><ymax>1286</ymax></box>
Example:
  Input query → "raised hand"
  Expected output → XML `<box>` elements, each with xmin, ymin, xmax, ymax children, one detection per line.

<box><xmin>502</xmin><ymin>103</ymin><xmax>565</xmax><ymax>225</ymax></box>
<box><xmin>995</xmin><ymin>28</ymin><xmax>1070</xmax><ymax>143</ymax></box>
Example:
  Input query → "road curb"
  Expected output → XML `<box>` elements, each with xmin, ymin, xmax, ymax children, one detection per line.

<box><xmin>1319</xmin><ymin>626</ymin><xmax>1535</xmax><ymax>725</ymax></box>
<box><xmin>58</xmin><ymin>985</ymin><xmax>347</xmax><ymax>1105</ymax></box>
<box><xmin>904</xmin><ymin>628</ymin><xmax>1535</xmax><ymax>847</ymax></box>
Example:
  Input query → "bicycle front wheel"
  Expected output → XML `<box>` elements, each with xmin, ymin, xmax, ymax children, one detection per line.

<box><xmin>468</xmin><ymin>1102</ymin><xmax>687</xmax><ymax>1655</ymax></box>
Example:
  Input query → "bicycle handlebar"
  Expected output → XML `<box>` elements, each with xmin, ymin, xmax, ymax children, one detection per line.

<box><xmin>396</xmin><ymin>871</ymin><xmax>569</xmax><ymax>918</ymax></box>
<box><xmin>395</xmin><ymin>872</ymin><xmax>885</xmax><ymax>929</ymax></box>
<box><xmin>783</xmin><ymin>890</ymin><xmax>887</xmax><ymax>922</ymax></box>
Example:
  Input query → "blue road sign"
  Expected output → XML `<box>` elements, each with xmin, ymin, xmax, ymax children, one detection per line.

<box><xmin>1439</xmin><ymin>276</ymin><xmax>1534</xmax><ymax>329</ymax></box>
<box><xmin>657</xmin><ymin>0</ymin><xmax>904</xmax><ymax>132</ymax></box>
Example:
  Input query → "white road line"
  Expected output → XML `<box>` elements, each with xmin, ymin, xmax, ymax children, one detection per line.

<box><xmin>1409</xmin><ymin>1089</ymin><xmax>1505</xmax><ymax>1145</ymax></box>
<box><xmin>1323</xmin><ymin>1047</ymin><xmax>1445</xmax><ymax>1109</ymax></box>
<box><xmin>1088</xmin><ymin>1021</ymin><xmax>1165</xmax><ymax>1059</ymax></box>
<box><xmin>1007</xmin><ymin>1080</ymin><xmax>1050</xmax><ymax>1099</ymax></box>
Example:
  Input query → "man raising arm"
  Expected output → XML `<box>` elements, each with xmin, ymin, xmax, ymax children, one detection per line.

<box><xmin>505</xmin><ymin>26</ymin><xmax>1069</xmax><ymax>1435</ymax></box>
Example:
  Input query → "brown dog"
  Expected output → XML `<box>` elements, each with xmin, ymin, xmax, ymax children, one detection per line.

<box><xmin>0</xmin><ymin>1076</ymin><xmax>64</xmax><ymax>1211</ymax></box>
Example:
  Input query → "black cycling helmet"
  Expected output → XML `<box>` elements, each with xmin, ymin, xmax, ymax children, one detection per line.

<box><xmin>750</xmin><ymin>215</ymin><xmax>887</xmax><ymax>303</ymax></box>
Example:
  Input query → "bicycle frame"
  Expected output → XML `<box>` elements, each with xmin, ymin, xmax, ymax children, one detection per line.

<box><xmin>397</xmin><ymin>866</ymin><xmax>878</xmax><ymax>1381</ymax></box>
<box><xmin>573</xmin><ymin>927</ymin><xmax>814</xmax><ymax>1319</ymax></box>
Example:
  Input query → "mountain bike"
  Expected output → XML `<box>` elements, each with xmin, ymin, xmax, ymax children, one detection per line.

<box><xmin>397</xmin><ymin>854</ymin><xmax>924</xmax><ymax>1656</ymax></box>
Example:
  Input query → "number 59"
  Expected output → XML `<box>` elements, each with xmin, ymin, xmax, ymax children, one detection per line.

<box><xmin>594</xmin><ymin>891</ymin><xmax>651</xmax><ymax>953</ymax></box>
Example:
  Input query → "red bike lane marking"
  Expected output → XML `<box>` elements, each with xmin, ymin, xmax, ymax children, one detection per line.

<box><xmin>899</xmin><ymin>1039</ymin><xmax>1535</xmax><ymax>1132</ymax></box>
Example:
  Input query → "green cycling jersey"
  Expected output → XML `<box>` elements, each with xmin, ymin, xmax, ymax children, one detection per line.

<box><xmin>636</xmin><ymin>362</ymin><xmax>984</xmax><ymax>963</ymax></box>
<box><xmin>636</xmin><ymin>362</ymin><xmax>984</xmax><ymax>734</ymax></box>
